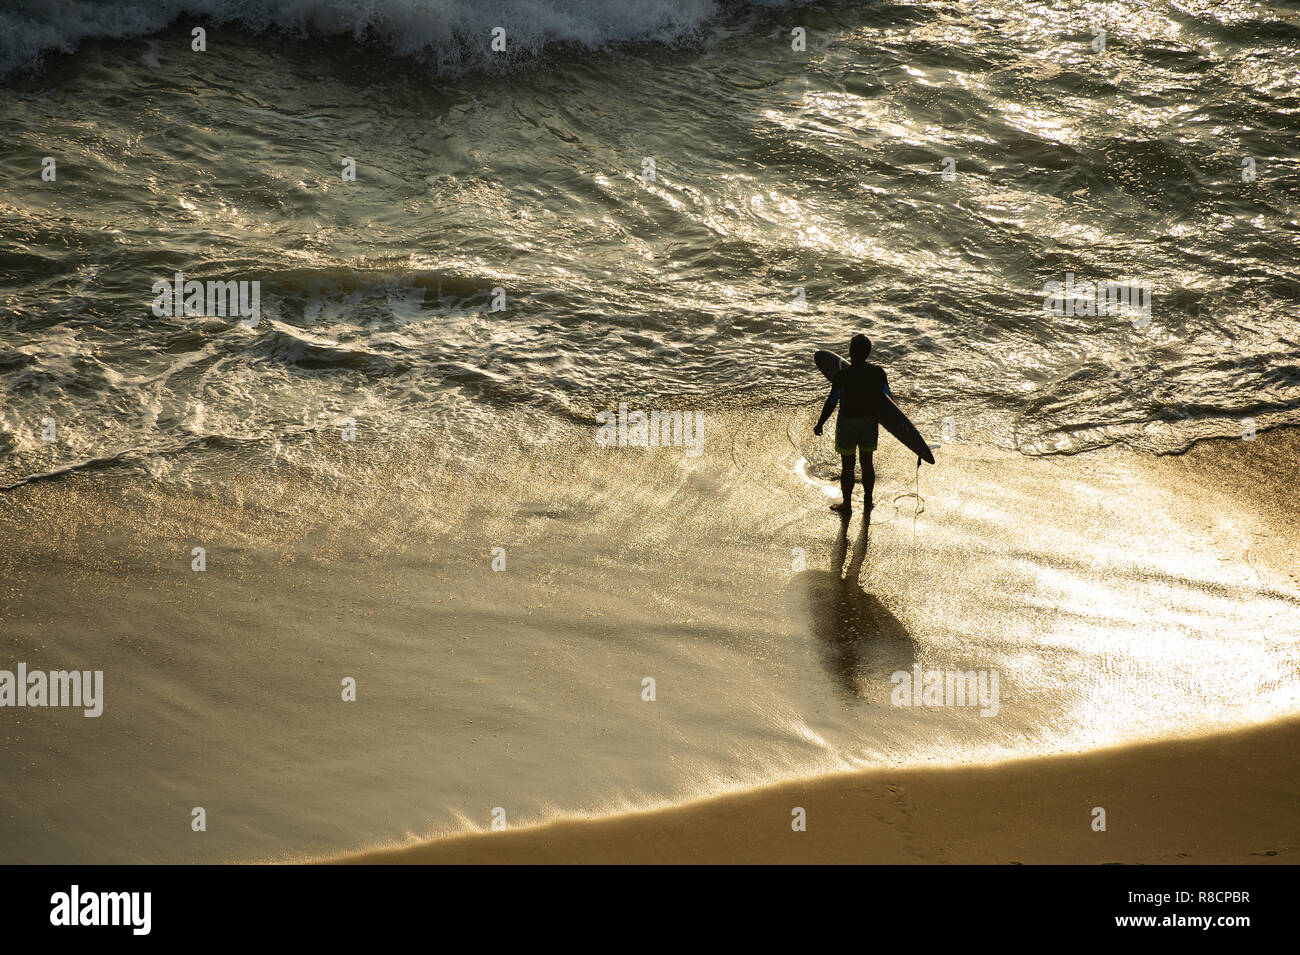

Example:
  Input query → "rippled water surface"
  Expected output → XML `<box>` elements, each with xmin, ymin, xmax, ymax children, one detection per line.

<box><xmin>2</xmin><ymin>0</ymin><xmax>1298</xmax><ymax>488</ymax></box>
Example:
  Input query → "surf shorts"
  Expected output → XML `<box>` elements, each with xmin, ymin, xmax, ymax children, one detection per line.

<box><xmin>835</xmin><ymin>416</ymin><xmax>878</xmax><ymax>456</ymax></box>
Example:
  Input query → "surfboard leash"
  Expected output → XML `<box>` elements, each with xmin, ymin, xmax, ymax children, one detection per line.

<box><xmin>913</xmin><ymin>457</ymin><xmax>921</xmax><ymax>555</ymax></box>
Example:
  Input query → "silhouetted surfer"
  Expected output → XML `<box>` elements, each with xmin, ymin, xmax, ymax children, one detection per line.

<box><xmin>814</xmin><ymin>334</ymin><xmax>890</xmax><ymax>515</ymax></box>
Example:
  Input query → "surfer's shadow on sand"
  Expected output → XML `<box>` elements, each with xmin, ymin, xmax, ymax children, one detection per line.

<box><xmin>786</xmin><ymin>514</ymin><xmax>917</xmax><ymax>700</ymax></box>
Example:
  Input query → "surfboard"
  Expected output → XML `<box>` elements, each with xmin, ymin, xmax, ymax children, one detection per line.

<box><xmin>815</xmin><ymin>350</ymin><xmax>935</xmax><ymax>464</ymax></box>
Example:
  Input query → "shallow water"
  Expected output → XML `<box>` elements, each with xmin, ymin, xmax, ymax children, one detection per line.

<box><xmin>1</xmin><ymin>416</ymin><xmax>1298</xmax><ymax>863</ymax></box>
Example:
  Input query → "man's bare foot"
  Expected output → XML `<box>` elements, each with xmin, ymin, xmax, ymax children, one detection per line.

<box><xmin>830</xmin><ymin>501</ymin><xmax>852</xmax><ymax>514</ymax></box>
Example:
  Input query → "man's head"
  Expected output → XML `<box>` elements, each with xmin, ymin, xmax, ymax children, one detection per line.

<box><xmin>849</xmin><ymin>333</ymin><xmax>871</xmax><ymax>364</ymax></box>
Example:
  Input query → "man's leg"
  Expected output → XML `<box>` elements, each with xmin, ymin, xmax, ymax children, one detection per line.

<box><xmin>862</xmin><ymin>450</ymin><xmax>875</xmax><ymax>509</ymax></box>
<box><xmin>836</xmin><ymin>449</ymin><xmax>856</xmax><ymax>511</ymax></box>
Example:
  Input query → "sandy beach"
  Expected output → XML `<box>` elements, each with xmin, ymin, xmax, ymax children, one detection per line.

<box><xmin>3</xmin><ymin>412</ymin><xmax>1298</xmax><ymax>864</ymax></box>
<box><xmin>341</xmin><ymin>712</ymin><xmax>1300</xmax><ymax>864</ymax></box>
<box><xmin>334</xmin><ymin>426</ymin><xmax>1300</xmax><ymax>864</ymax></box>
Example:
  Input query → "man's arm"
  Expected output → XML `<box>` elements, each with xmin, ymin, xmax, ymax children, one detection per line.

<box><xmin>813</xmin><ymin>384</ymin><xmax>840</xmax><ymax>436</ymax></box>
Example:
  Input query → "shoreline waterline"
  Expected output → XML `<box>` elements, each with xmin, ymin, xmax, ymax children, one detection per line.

<box><xmin>328</xmin><ymin>711</ymin><xmax>1300</xmax><ymax>864</ymax></box>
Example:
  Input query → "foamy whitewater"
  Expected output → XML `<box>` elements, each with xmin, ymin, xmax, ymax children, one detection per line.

<box><xmin>1</xmin><ymin>0</ymin><xmax>1298</xmax><ymax>862</ymax></box>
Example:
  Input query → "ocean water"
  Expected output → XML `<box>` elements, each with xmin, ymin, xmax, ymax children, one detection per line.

<box><xmin>1</xmin><ymin>0</ymin><xmax>1299</xmax><ymax>863</ymax></box>
<box><xmin>2</xmin><ymin>0</ymin><xmax>1298</xmax><ymax>488</ymax></box>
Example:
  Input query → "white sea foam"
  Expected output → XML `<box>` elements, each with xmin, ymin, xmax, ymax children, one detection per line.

<box><xmin>0</xmin><ymin>0</ymin><xmax>802</xmax><ymax>78</ymax></box>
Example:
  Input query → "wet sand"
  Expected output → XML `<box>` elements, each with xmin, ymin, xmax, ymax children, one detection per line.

<box><xmin>3</xmin><ymin>420</ymin><xmax>1297</xmax><ymax>863</ymax></box>
<box><xmin>339</xmin><ymin>713</ymin><xmax>1300</xmax><ymax>864</ymax></box>
<box><xmin>337</xmin><ymin>427</ymin><xmax>1300</xmax><ymax>864</ymax></box>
